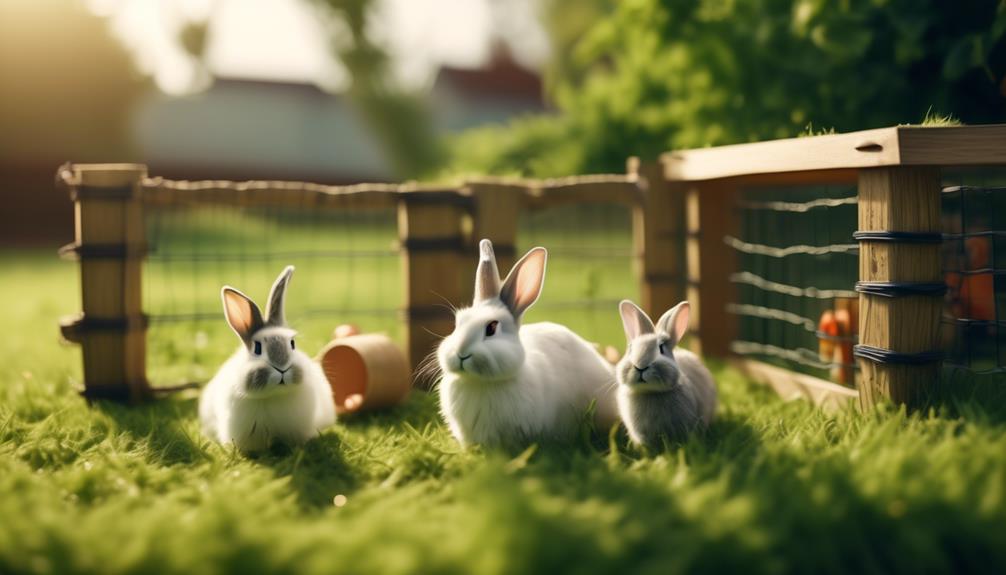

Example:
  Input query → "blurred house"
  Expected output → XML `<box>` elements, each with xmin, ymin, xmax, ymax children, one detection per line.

<box><xmin>1</xmin><ymin>6</ymin><xmax>546</xmax><ymax>247</ymax></box>
<box><xmin>430</xmin><ymin>46</ymin><xmax>548</xmax><ymax>133</ymax></box>
<box><xmin>133</xmin><ymin>78</ymin><xmax>393</xmax><ymax>183</ymax></box>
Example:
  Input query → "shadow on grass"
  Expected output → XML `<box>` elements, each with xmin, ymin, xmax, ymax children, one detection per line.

<box><xmin>94</xmin><ymin>394</ymin><xmax>208</xmax><ymax>466</ymax></box>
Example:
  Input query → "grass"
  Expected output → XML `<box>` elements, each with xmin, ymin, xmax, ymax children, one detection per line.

<box><xmin>3</xmin><ymin>245</ymin><xmax>1006</xmax><ymax>575</ymax></box>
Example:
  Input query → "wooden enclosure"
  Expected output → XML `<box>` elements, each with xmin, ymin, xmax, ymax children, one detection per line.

<box><xmin>663</xmin><ymin>124</ymin><xmax>1006</xmax><ymax>410</ymax></box>
<box><xmin>58</xmin><ymin>124</ymin><xmax>1006</xmax><ymax>409</ymax></box>
<box><xmin>58</xmin><ymin>164</ymin><xmax>668</xmax><ymax>400</ymax></box>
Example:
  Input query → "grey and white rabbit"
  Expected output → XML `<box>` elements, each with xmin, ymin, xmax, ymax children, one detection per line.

<box><xmin>437</xmin><ymin>239</ymin><xmax>619</xmax><ymax>448</ymax></box>
<box><xmin>199</xmin><ymin>266</ymin><xmax>336</xmax><ymax>452</ymax></box>
<box><xmin>615</xmin><ymin>300</ymin><xmax>717</xmax><ymax>447</ymax></box>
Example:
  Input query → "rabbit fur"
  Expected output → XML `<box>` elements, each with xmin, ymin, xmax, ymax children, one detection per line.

<box><xmin>199</xmin><ymin>266</ymin><xmax>335</xmax><ymax>452</ymax></box>
<box><xmin>437</xmin><ymin>239</ymin><xmax>618</xmax><ymax>448</ymax></box>
<box><xmin>615</xmin><ymin>300</ymin><xmax>717</xmax><ymax>447</ymax></box>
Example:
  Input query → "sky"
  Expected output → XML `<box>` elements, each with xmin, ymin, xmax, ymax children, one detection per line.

<box><xmin>86</xmin><ymin>0</ymin><xmax>550</xmax><ymax>95</ymax></box>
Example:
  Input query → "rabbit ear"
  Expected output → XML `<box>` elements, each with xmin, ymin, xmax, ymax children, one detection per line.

<box><xmin>619</xmin><ymin>300</ymin><xmax>654</xmax><ymax>342</ymax></box>
<box><xmin>474</xmin><ymin>239</ymin><xmax>501</xmax><ymax>303</ymax></box>
<box><xmin>656</xmin><ymin>301</ymin><xmax>690</xmax><ymax>347</ymax></box>
<box><xmin>222</xmin><ymin>287</ymin><xmax>264</xmax><ymax>343</ymax></box>
<box><xmin>265</xmin><ymin>265</ymin><xmax>295</xmax><ymax>326</ymax></box>
<box><xmin>500</xmin><ymin>247</ymin><xmax>547</xmax><ymax>319</ymax></box>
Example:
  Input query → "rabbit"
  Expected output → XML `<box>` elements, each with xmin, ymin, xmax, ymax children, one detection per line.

<box><xmin>436</xmin><ymin>239</ymin><xmax>619</xmax><ymax>448</ymax></box>
<box><xmin>615</xmin><ymin>300</ymin><xmax>717</xmax><ymax>448</ymax></box>
<box><xmin>199</xmin><ymin>266</ymin><xmax>336</xmax><ymax>453</ymax></box>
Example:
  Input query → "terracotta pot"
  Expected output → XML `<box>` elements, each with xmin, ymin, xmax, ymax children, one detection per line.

<box><xmin>317</xmin><ymin>334</ymin><xmax>411</xmax><ymax>414</ymax></box>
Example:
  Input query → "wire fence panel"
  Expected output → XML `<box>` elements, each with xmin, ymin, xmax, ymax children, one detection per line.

<box><xmin>941</xmin><ymin>168</ymin><xmax>1006</xmax><ymax>384</ymax></box>
<box><xmin>518</xmin><ymin>203</ymin><xmax>636</xmax><ymax>348</ymax></box>
<box><xmin>729</xmin><ymin>184</ymin><xmax>860</xmax><ymax>384</ymax></box>
<box><xmin>144</xmin><ymin>202</ymin><xmax>400</xmax><ymax>385</ymax></box>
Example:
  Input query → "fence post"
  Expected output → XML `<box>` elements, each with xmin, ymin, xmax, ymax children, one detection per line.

<box><xmin>684</xmin><ymin>180</ymin><xmax>739</xmax><ymax>357</ymax></box>
<box><xmin>628</xmin><ymin>158</ymin><xmax>686</xmax><ymax>318</ymax></box>
<box><xmin>856</xmin><ymin>167</ymin><xmax>943</xmax><ymax>408</ymax></box>
<box><xmin>58</xmin><ymin>163</ymin><xmax>150</xmax><ymax>402</ymax></box>
<box><xmin>399</xmin><ymin>189</ymin><xmax>469</xmax><ymax>381</ymax></box>
<box><xmin>468</xmin><ymin>182</ymin><xmax>522</xmax><ymax>280</ymax></box>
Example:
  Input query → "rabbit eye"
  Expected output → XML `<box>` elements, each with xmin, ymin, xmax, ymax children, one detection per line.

<box><xmin>290</xmin><ymin>339</ymin><xmax>296</xmax><ymax>350</ymax></box>
<box><xmin>253</xmin><ymin>341</ymin><xmax>262</xmax><ymax>355</ymax></box>
<box><xmin>485</xmin><ymin>320</ymin><xmax>499</xmax><ymax>337</ymax></box>
<box><xmin>659</xmin><ymin>343</ymin><xmax>668</xmax><ymax>355</ymax></box>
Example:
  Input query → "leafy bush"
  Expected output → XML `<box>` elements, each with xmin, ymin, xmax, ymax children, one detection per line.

<box><xmin>444</xmin><ymin>0</ymin><xmax>1006</xmax><ymax>177</ymax></box>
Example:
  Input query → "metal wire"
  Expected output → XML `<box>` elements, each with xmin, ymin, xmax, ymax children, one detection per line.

<box><xmin>725</xmin><ymin>236</ymin><xmax>858</xmax><ymax>257</ymax></box>
<box><xmin>730</xmin><ymin>271</ymin><xmax>859</xmax><ymax>299</ymax></box>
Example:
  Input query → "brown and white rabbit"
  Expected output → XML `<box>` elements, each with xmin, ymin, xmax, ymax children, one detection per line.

<box><xmin>199</xmin><ymin>266</ymin><xmax>336</xmax><ymax>452</ymax></box>
<box><xmin>436</xmin><ymin>239</ymin><xmax>619</xmax><ymax>448</ymax></box>
<box><xmin>615</xmin><ymin>300</ymin><xmax>717</xmax><ymax>447</ymax></box>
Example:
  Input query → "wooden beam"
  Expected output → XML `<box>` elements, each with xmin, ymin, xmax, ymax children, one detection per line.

<box><xmin>64</xmin><ymin>163</ymin><xmax>151</xmax><ymax>402</ymax></box>
<box><xmin>685</xmin><ymin>180</ymin><xmax>739</xmax><ymax>357</ymax></box>
<box><xmin>856</xmin><ymin>167</ymin><xmax>943</xmax><ymax>409</ymax></box>
<box><xmin>628</xmin><ymin>158</ymin><xmax>685</xmax><ymax>318</ymax></box>
<box><xmin>468</xmin><ymin>182</ymin><xmax>523</xmax><ymax>277</ymax></box>
<box><xmin>662</xmin><ymin>124</ymin><xmax>1006</xmax><ymax>182</ymax></box>
<box><xmin>398</xmin><ymin>191</ymin><xmax>468</xmax><ymax>382</ymax></box>
<box><xmin>731</xmin><ymin>358</ymin><xmax>858</xmax><ymax>412</ymax></box>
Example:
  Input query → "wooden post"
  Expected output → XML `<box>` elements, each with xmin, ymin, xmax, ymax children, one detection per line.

<box><xmin>684</xmin><ymin>180</ymin><xmax>739</xmax><ymax>357</ymax></box>
<box><xmin>856</xmin><ymin>167</ymin><xmax>943</xmax><ymax>408</ymax></box>
<box><xmin>398</xmin><ymin>191</ymin><xmax>470</xmax><ymax>381</ymax></box>
<box><xmin>467</xmin><ymin>182</ymin><xmax>523</xmax><ymax>296</ymax></box>
<box><xmin>628</xmin><ymin>158</ymin><xmax>685</xmax><ymax>318</ymax></box>
<box><xmin>59</xmin><ymin>163</ymin><xmax>150</xmax><ymax>402</ymax></box>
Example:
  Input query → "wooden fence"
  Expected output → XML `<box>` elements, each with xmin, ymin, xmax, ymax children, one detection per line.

<box><xmin>57</xmin><ymin>124</ymin><xmax>1006</xmax><ymax>409</ymax></box>
<box><xmin>56</xmin><ymin>162</ymin><xmax>681</xmax><ymax>401</ymax></box>
<box><xmin>664</xmin><ymin>124</ymin><xmax>1006</xmax><ymax>410</ymax></box>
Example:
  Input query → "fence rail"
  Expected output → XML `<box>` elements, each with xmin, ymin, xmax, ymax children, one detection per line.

<box><xmin>56</xmin><ymin>164</ymin><xmax>670</xmax><ymax>401</ymax></box>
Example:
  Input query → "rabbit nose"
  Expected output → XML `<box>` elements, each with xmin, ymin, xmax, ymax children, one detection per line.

<box><xmin>633</xmin><ymin>364</ymin><xmax>648</xmax><ymax>374</ymax></box>
<box><xmin>458</xmin><ymin>353</ymin><xmax>472</xmax><ymax>366</ymax></box>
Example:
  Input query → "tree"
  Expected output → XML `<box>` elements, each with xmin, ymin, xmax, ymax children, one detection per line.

<box><xmin>444</xmin><ymin>0</ymin><xmax>1006</xmax><ymax>177</ymax></box>
<box><xmin>309</xmin><ymin>0</ymin><xmax>443</xmax><ymax>178</ymax></box>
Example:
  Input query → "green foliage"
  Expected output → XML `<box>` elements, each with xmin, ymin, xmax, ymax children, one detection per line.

<box><xmin>444</xmin><ymin>0</ymin><xmax>1006</xmax><ymax>177</ymax></box>
<box><xmin>3</xmin><ymin>250</ymin><xmax>1006</xmax><ymax>573</ymax></box>
<box><xmin>309</xmin><ymin>0</ymin><xmax>444</xmax><ymax>178</ymax></box>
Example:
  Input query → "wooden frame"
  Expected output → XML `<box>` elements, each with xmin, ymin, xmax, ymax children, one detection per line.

<box><xmin>58</xmin><ymin>165</ymin><xmax>644</xmax><ymax>399</ymax></box>
<box><xmin>662</xmin><ymin>124</ymin><xmax>1006</xmax><ymax>410</ymax></box>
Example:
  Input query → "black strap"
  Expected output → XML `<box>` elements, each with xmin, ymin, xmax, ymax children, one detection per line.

<box><xmin>400</xmin><ymin>236</ymin><xmax>466</xmax><ymax>252</ymax></box>
<box><xmin>855</xmin><ymin>282</ymin><xmax>947</xmax><ymax>298</ymax></box>
<box><xmin>853</xmin><ymin>345</ymin><xmax>943</xmax><ymax>365</ymax></box>
<box><xmin>854</xmin><ymin>231</ymin><xmax>943</xmax><ymax>244</ymax></box>
<box><xmin>58</xmin><ymin>242</ymin><xmax>148</xmax><ymax>260</ymax></box>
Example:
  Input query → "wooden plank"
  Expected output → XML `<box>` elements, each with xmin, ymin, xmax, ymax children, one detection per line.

<box><xmin>72</xmin><ymin>164</ymin><xmax>150</xmax><ymax>402</ymax></box>
<box><xmin>398</xmin><ymin>192</ymin><xmax>468</xmax><ymax>380</ymax></box>
<box><xmin>730</xmin><ymin>358</ymin><xmax>857</xmax><ymax>412</ymax></box>
<box><xmin>664</xmin><ymin>127</ymin><xmax>901</xmax><ymax>182</ymax></box>
<box><xmin>662</xmin><ymin>124</ymin><xmax>1006</xmax><ymax>182</ymax></box>
<box><xmin>856</xmin><ymin>167</ymin><xmax>943</xmax><ymax>409</ymax></box>
<box><xmin>628</xmin><ymin>158</ymin><xmax>685</xmax><ymax>318</ymax></box>
<box><xmin>685</xmin><ymin>180</ymin><xmax>738</xmax><ymax>357</ymax></box>
<box><xmin>898</xmin><ymin>124</ymin><xmax>1006</xmax><ymax>166</ymax></box>
<box><xmin>468</xmin><ymin>182</ymin><xmax>523</xmax><ymax>286</ymax></box>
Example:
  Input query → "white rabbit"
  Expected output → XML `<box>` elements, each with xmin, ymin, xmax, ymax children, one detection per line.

<box><xmin>615</xmin><ymin>300</ymin><xmax>717</xmax><ymax>448</ymax></box>
<box><xmin>437</xmin><ymin>239</ymin><xmax>618</xmax><ymax>448</ymax></box>
<box><xmin>199</xmin><ymin>266</ymin><xmax>336</xmax><ymax>453</ymax></box>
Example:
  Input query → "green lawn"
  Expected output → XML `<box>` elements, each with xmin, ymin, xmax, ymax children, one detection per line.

<box><xmin>3</xmin><ymin>248</ymin><xmax>1006</xmax><ymax>574</ymax></box>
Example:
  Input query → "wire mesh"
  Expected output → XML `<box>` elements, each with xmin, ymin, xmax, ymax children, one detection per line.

<box><xmin>144</xmin><ymin>201</ymin><xmax>400</xmax><ymax>386</ymax></box>
<box><xmin>940</xmin><ymin>168</ymin><xmax>1006</xmax><ymax>383</ymax></box>
<box><xmin>517</xmin><ymin>203</ymin><xmax>637</xmax><ymax>347</ymax></box>
<box><xmin>729</xmin><ymin>184</ymin><xmax>860</xmax><ymax>384</ymax></box>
